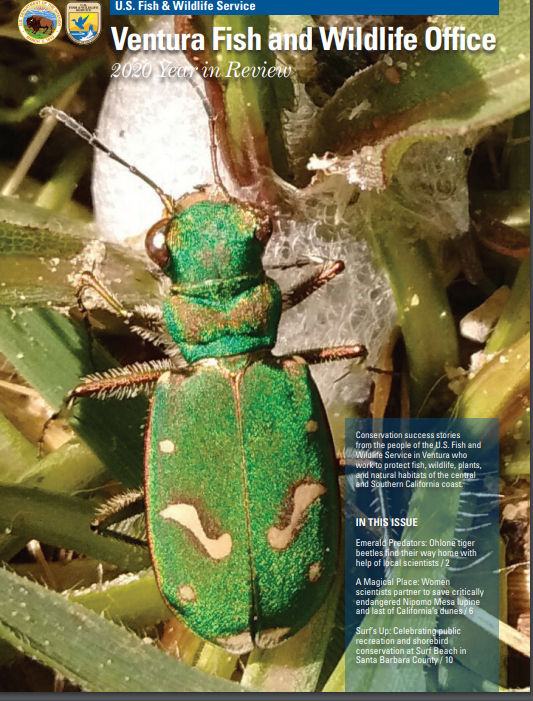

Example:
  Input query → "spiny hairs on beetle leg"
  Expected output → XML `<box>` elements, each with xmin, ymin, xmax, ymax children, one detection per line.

<box><xmin>80</xmin><ymin>360</ymin><xmax>175</xmax><ymax>400</ymax></box>
<box><xmin>133</xmin><ymin>303</ymin><xmax>164</xmax><ymax>322</ymax></box>
<box><xmin>130</xmin><ymin>325</ymin><xmax>185</xmax><ymax>361</ymax></box>
<box><xmin>93</xmin><ymin>489</ymin><xmax>145</xmax><ymax>522</ymax></box>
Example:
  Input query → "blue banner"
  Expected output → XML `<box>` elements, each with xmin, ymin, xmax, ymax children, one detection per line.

<box><xmin>109</xmin><ymin>1</ymin><xmax>499</xmax><ymax>15</ymax></box>
<box><xmin>344</xmin><ymin>418</ymin><xmax>500</xmax><ymax>692</ymax></box>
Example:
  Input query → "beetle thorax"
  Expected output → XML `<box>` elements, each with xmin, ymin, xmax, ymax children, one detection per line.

<box><xmin>161</xmin><ymin>202</ymin><xmax>282</xmax><ymax>364</ymax></box>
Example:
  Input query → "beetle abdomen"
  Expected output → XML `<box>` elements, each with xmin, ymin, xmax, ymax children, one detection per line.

<box><xmin>145</xmin><ymin>357</ymin><xmax>339</xmax><ymax>654</ymax></box>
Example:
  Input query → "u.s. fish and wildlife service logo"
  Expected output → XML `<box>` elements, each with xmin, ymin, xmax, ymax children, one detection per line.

<box><xmin>18</xmin><ymin>1</ymin><xmax>62</xmax><ymax>44</ymax></box>
<box><xmin>66</xmin><ymin>2</ymin><xmax>101</xmax><ymax>45</ymax></box>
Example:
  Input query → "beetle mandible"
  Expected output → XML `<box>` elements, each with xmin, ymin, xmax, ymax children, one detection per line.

<box><xmin>42</xmin><ymin>107</ymin><xmax>367</xmax><ymax>655</ymax></box>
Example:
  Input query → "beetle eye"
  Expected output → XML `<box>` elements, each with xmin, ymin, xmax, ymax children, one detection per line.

<box><xmin>145</xmin><ymin>219</ymin><xmax>171</xmax><ymax>268</ymax></box>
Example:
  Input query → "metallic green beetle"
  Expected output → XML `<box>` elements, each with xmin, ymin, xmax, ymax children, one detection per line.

<box><xmin>50</xmin><ymin>108</ymin><xmax>367</xmax><ymax>654</ymax></box>
<box><xmin>143</xmin><ymin>189</ymin><xmax>369</xmax><ymax>653</ymax></box>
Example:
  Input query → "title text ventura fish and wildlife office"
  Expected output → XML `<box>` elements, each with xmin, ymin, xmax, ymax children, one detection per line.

<box><xmin>111</xmin><ymin>24</ymin><xmax>497</xmax><ymax>53</ymax></box>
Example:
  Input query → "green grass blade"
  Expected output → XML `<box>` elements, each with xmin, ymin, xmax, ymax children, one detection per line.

<box><xmin>0</xmin><ymin>411</ymin><xmax>105</xmax><ymax>561</ymax></box>
<box><xmin>362</xmin><ymin>190</ymin><xmax>459</xmax><ymax>415</ymax></box>
<box><xmin>0</xmin><ymin>308</ymin><xmax>147</xmax><ymax>487</ymax></box>
<box><xmin>315</xmin><ymin>5</ymin><xmax>530</xmax><ymax>169</ymax></box>
<box><xmin>454</xmin><ymin>333</ymin><xmax>530</xmax><ymax>435</ymax></box>
<box><xmin>0</xmin><ymin>484</ymin><xmax>149</xmax><ymax>572</ymax></box>
<box><xmin>0</xmin><ymin>58</ymin><xmax>103</xmax><ymax>124</ymax></box>
<box><xmin>70</xmin><ymin>570</ymin><xmax>170</xmax><ymax>631</ymax></box>
<box><xmin>0</xmin><ymin>567</ymin><xmax>246</xmax><ymax>692</ymax></box>
<box><xmin>486</xmin><ymin>259</ymin><xmax>530</xmax><ymax>355</ymax></box>
<box><xmin>0</xmin><ymin>213</ymin><xmax>160</xmax><ymax>309</ymax></box>
<box><xmin>321</xmin><ymin>654</ymin><xmax>344</xmax><ymax>692</ymax></box>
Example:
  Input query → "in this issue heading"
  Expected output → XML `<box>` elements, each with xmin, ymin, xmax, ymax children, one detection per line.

<box><xmin>111</xmin><ymin>25</ymin><xmax>498</xmax><ymax>53</ymax></box>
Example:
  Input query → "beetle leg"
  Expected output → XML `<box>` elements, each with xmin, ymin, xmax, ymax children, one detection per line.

<box><xmin>295</xmin><ymin>346</ymin><xmax>396</xmax><ymax>376</ymax></box>
<box><xmin>75</xmin><ymin>270</ymin><xmax>134</xmax><ymax>365</ymax></box>
<box><xmin>129</xmin><ymin>322</ymin><xmax>185</xmax><ymax>363</ymax></box>
<box><xmin>92</xmin><ymin>489</ymin><xmax>147</xmax><ymax>547</ymax></box>
<box><xmin>75</xmin><ymin>272</ymin><xmax>184</xmax><ymax>362</ymax></box>
<box><xmin>336</xmin><ymin>450</ymin><xmax>346</xmax><ymax>474</ymax></box>
<box><xmin>39</xmin><ymin>361</ymin><xmax>178</xmax><ymax>455</ymax></box>
<box><xmin>281</xmin><ymin>259</ymin><xmax>345</xmax><ymax>312</ymax></box>
<box><xmin>279</xmin><ymin>345</ymin><xmax>368</xmax><ymax>365</ymax></box>
<box><xmin>70</xmin><ymin>360</ymin><xmax>178</xmax><ymax>401</ymax></box>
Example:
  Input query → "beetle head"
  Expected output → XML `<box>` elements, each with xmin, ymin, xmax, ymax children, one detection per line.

<box><xmin>145</xmin><ymin>187</ymin><xmax>273</xmax><ymax>285</ymax></box>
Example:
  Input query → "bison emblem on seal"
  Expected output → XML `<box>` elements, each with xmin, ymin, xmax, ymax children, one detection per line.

<box><xmin>26</xmin><ymin>15</ymin><xmax>54</xmax><ymax>34</ymax></box>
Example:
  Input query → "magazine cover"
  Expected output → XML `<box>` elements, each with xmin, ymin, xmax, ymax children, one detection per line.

<box><xmin>0</xmin><ymin>2</ymin><xmax>529</xmax><ymax>694</ymax></box>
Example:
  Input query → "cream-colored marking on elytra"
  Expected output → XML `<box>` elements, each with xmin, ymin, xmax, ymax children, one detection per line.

<box><xmin>158</xmin><ymin>371</ymin><xmax>172</xmax><ymax>384</ymax></box>
<box><xmin>308</xmin><ymin>561</ymin><xmax>323</xmax><ymax>582</ymax></box>
<box><xmin>159</xmin><ymin>439</ymin><xmax>175</xmax><ymax>454</ymax></box>
<box><xmin>305</xmin><ymin>420</ymin><xmax>318</xmax><ymax>433</ymax></box>
<box><xmin>267</xmin><ymin>482</ymin><xmax>327</xmax><ymax>550</ymax></box>
<box><xmin>178</xmin><ymin>585</ymin><xmax>196</xmax><ymax>602</ymax></box>
<box><xmin>159</xmin><ymin>504</ymin><xmax>232</xmax><ymax>560</ymax></box>
<box><xmin>256</xmin><ymin>627</ymin><xmax>291</xmax><ymax>649</ymax></box>
<box><xmin>197</xmin><ymin>357</ymin><xmax>219</xmax><ymax>368</ymax></box>
<box><xmin>216</xmin><ymin>631</ymin><xmax>254</xmax><ymax>655</ymax></box>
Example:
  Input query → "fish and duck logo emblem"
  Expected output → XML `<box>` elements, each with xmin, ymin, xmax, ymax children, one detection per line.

<box><xmin>18</xmin><ymin>1</ymin><xmax>62</xmax><ymax>44</ymax></box>
<box><xmin>66</xmin><ymin>2</ymin><xmax>101</xmax><ymax>45</ymax></box>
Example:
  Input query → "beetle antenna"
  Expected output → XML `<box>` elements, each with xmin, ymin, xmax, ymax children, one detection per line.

<box><xmin>40</xmin><ymin>107</ymin><xmax>174</xmax><ymax>213</ymax></box>
<box><xmin>208</xmin><ymin>115</ymin><xmax>226</xmax><ymax>192</ymax></box>
<box><xmin>184</xmin><ymin>76</ymin><xmax>228</xmax><ymax>195</ymax></box>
